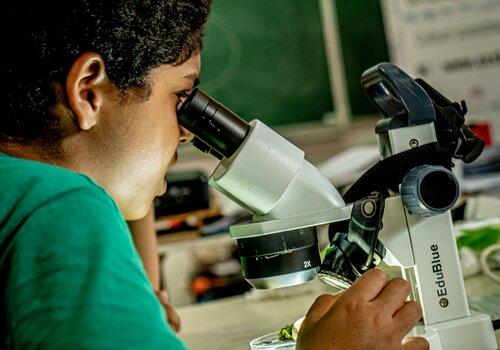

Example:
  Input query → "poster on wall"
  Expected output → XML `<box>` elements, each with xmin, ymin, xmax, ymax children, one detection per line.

<box><xmin>382</xmin><ymin>0</ymin><xmax>500</xmax><ymax>142</ymax></box>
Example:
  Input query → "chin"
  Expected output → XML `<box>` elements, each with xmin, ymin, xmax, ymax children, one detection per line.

<box><xmin>124</xmin><ymin>205</ymin><xmax>153</xmax><ymax>221</ymax></box>
<box><xmin>120</xmin><ymin>195</ymin><xmax>155</xmax><ymax>221</ymax></box>
<box><xmin>159</xmin><ymin>180</ymin><xmax>167</xmax><ymax>196</ymax></box>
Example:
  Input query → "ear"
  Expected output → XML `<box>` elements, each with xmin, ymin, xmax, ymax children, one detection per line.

<box><xmin>66</xmin><ymin>52</ymin><xmax>108</xmax><ymax>130</ymax></box>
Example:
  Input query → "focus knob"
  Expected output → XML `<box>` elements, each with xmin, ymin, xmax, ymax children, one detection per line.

<box><xmin>401</xmin><ymin>165</ymin><xmax>459</xmax><ymax>217</ymax></box>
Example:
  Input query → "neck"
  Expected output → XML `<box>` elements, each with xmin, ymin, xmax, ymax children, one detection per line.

<box><xmin>0</xmin><ymin>141</ymin><xmax>65</xmax><ymax>166</ymax></box>
<box><xmin>1</xmin><ymin>137</ymin><xmax>134</xmax><ymax>220</ymax></box>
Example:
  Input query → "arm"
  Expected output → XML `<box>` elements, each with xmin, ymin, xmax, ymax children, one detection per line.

<box><xmin>6</xmin><ymin>187</ymin><xmax>184</xmax><ymax>349</ymax></box>
<box><xmin>128</xmin><ymin>206</ymin><xmax>160</xmax><ymax>290</ymax></box>
<box><xmin>127</xmin><ymin>205</ymin><xmax>181</xmax><ymax>332</ymax></box>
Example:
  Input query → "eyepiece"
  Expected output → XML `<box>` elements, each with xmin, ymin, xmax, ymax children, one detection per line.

<box><xmin>178</xmin><ymin>89</ymin><xmax>251</xmax><ymax>159</ymax></box>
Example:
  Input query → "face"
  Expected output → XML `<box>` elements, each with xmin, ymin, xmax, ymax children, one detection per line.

<box><xmin>64</xmin><ymin>54</ymin><xmax>200</xmax><ymax>220</ymax></box>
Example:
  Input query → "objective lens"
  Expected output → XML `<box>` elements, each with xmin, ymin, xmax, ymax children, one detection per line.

<box><xmin>319</xmin><ymin>229</ymin><xmax>385</xmax><ymax>290</ymax></box>
<box><xmin>236</xmin><ymin>227</ymin><xmax>321</xmax><ymax>289</ymax></box>
<box><xmin>319</xmin><ymin>232</ymin><xmax>359</xmax><ymax>289</ymax></box>
<box><xmin>318</xmin><ymin>271</ymin><xmax>353</xmax><ymax>290</ymax></box>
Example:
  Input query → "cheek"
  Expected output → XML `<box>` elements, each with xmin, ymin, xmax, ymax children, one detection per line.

<box><xmin>139</xmin><ymin>96</ymin><xmax>178</xmax><ymax>141</ymax></box>
<box><xmin>164</xmin><ymin>107</ymin><xmax>180</xmax><ymax>138</ymax></box>
<box><xmin>123</xmin><ymin>94</ymin><xmax>181</xmax><ymax>177</ymax></box>
<box><xmin>159</xmin><ymin>104</ymin><xmax>181</xmax><ymax>153</ymax></box>
<box><xmin>123</xmin><ymin>102</ymin><xmax>179</xmax><ymax>170</ymax></box>
<box><xmin>147</xmin><ymin>107</ymin><xmax>180</xmax><ymax>175</ymax></box>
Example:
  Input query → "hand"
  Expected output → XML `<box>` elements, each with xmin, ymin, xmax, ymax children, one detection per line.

<box><xmin>155</xmin><ymin>290</ymin><xmax>181</xmax><ymax>333</ymax></box>
<box><xmin>296</xmin><ymin>269</ymin><xmax>428</xmax><ymax>350</ymax></box>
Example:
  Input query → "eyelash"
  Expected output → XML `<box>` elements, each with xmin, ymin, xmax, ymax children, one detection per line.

<box><xmin>175</xmin><ymin>91</ymin><xmax>191</xmax><ymax>112</ymax></box>
<box><xmin>176</xmin><ymin>91</ymin><xmax>190</xmax><ymax>99</ymax></box>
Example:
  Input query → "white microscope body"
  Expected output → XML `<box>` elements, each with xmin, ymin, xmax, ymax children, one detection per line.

<box><xmin>177</xmin><ymin>63</ymin><xmax>497</xmax><ymax>349</ymax></box>
<box><xmin>377</xmin><ymin>133</ymin><xmax>497</xmax><ymax>349</ymax></box>
<box><xmin>209</xmin><ymin>115</ymin><xmax>497</xmax><ymax>350</ymax></box>
<box><xmin>212</xmin><ymin>117</ymin><xmax>496</xmax><ymax>350</ymax></box>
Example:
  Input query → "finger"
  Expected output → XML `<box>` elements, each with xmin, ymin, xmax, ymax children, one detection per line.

<box><xmin>156</xmin><ymin>290</ymin><xmax>170</xmax><ymax>304</ymax></box>
<box><xmin>374</xmin><ymin>278</ymin><xmax>411</xmax><ymax>313</ymax></box>
<box><xmin>165</xmin><ymin>303</ymin><xmax>182</xmax><ymax>333</ymax></box>
<box><xmin>342</xmin><ymin>268</ymin><xmax>387</xmax><ymax>302</ymax></box>
<box><xmin>292</xmin><ymin>316</ymin><xmax>305</xmax><ymax>340</ymax></box>
<box><xmin>304</xmin><ymin>292</ymin><xmax>344</xmax><ymax>324</ymax></box>
<box><xmin>155</xmin><ymin>290</ymin><xmax>182</xmax><ymax>333</ymax></box>
<box><xmin>393</xmin><ymin>301</ymin><xmax>423</xmax><ymax>336</ymax></box>
<box><xmin>401</xmin><ymin>337</ymin><xmax>429</xmax><ymax>350</ymax></box>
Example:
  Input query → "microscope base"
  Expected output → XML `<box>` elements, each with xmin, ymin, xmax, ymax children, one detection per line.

<box><xmin>417</xmin><ymin>313</ymin><xmax>497</xmax><ymax>350</ymax></box>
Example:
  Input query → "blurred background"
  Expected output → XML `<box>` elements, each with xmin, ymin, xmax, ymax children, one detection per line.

<box><xmin>154</xmin><ymin>0</ymin><xmax>500</xmax><ymax>312</ymax></box>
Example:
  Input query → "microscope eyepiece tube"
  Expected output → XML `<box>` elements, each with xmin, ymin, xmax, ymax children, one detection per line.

<box><xmin>177</xmin><ymin>89</ymin><xmax>251</xmax><ymax>159</ymax></box>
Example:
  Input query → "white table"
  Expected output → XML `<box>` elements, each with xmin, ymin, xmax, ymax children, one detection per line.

<box><xmin>177</xmin><ymin>274</ymin><xmax>500</xmax><ymax>350</ymax></box>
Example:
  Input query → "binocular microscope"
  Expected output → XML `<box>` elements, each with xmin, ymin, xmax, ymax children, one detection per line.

<box><xmin>177</xmin><ymin>63</ymin><xmax>497</xmax><ymax>349</ymax></box>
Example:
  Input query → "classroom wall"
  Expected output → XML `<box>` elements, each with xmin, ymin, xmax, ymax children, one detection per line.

<box><xmin>200</xmin><ymin>0</ymin><xmax>333</xmax><ymax>126</ymax></box>
<box><xmin>200</xmin><ymin>0</ymin><xmax>500</xmax><ymax>141</ymax></box>
<box><xmin>199</xmin><ymin>0</ymin><xmax>390</xmax><ymax>126</ymax></box>
<box><xmin>382</xmin><ymin>0</ymin><xmax>500</xmax><ymax>141</ymax></box>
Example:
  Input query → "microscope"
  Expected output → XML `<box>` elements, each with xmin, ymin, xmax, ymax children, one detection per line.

<box><xmin>177</xmin><ymin>63</ymin><xmax>497</xmax><ymax>349</ymax></box>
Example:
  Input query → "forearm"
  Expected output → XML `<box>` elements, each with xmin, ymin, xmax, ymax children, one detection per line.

<box><xmin>127</xmin><ymin>205</ymin><xmax>181</xmax><ymax>332</ymax></box>
<box><xmin>128</xmin><ymin>205</ymin><xmax>160</xmax><ymax>291</ymax></box>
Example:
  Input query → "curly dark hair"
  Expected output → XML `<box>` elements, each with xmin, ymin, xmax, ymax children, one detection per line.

<box><xmin>0</xmin><ymin>0</ymin><xmax>211</xmax><ymax>145</ymax></box>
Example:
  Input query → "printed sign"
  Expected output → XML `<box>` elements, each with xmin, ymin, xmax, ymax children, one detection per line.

<box><xmin>382</xmin><ymin>0</ymin><xmax>500</xmax><ymax>141</ymax></box>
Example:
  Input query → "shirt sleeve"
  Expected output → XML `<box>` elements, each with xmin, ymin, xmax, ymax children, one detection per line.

<box><xmin>5</xmin><ymin>186</ymin><xmax>186</xmax><ymax>350</ymax></box>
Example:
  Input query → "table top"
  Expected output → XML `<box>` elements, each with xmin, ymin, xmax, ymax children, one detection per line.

<box><xmin>177</xmin><ymin>274</ymin><xmax>500</xmax><ymax>350</ymax></box>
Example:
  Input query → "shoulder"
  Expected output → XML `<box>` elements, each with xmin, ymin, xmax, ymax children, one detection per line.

<box><xmin>0</xmin><ymin>153</ymin><xmax>116</xmax><ymax>209</ymax></box>
<box><xmin>0</xmin><ymin>153</ymin><xmax>121</xmax><ymax>237</ymax></box>
<box><xmin>0</xmin><ymin>153</ymin><xmax>98</xmax><ymax>193</ymax></box>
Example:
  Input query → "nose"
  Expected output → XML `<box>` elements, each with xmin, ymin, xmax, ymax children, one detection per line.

<box><xmin>179</xmin><ymin>125</ymin><xmax>194</xmax><ymax>144</ymax></box>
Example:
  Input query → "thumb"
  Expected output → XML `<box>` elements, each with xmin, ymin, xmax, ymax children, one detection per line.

<box><xmin>402</xmin><ymin>337</ymin><xmax>429</xmax><ymax>350</ymax></box>
<box><xmin>304</xmin><ymin>291</ymin><xmax>344</xmax><ymax>325</ymax></box>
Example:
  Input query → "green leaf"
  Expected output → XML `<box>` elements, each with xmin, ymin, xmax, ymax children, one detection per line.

<box><xmin>278</xmin><ymin>324</ymin><xmax>293</xmax><ymax>341</ymax></box>
<box><xmin>457</xmin><ymin>226</ymin><xmax>500</xmax><ymax>252</ymax></box>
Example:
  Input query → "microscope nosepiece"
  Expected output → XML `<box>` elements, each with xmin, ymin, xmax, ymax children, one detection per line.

<box><xmin>236</xmin><ymin>227</ymin><xmax>321</xmax><ymax>289</ymax></box>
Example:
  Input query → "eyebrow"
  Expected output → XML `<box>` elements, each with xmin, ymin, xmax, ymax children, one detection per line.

<box><xmin>184</xmin><ymin>73</ymin><xmax>200</xmax><ymax>88</ymax></box>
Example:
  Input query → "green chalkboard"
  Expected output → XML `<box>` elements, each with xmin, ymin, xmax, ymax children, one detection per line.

<box><xmin>335</xmin><ymin>0</ymin><xmax>390</xmax><ymax>117</ymax></box>
<box><xmin>200</xmin><ymin>0</ymin><xmax>390</xmax><ymax>125</ymax></box>
<box><xmin>200</xmin><ymin>0</ymin><xmax>333</xmax><ymax>126</ymax></box>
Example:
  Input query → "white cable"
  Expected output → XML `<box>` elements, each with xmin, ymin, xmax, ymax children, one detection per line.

<box><xmin>480</xmin><ymin>243</ymin><xmax>500</xmax><ymax>285</ymax></box>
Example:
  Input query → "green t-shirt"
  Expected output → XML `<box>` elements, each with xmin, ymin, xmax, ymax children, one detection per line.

<box><xmin>0</xmin><ymin>153</ymin><xmax>186</xmax><ymax>349</ymax></box>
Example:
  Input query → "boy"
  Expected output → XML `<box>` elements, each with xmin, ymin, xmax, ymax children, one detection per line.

<box><xmin>0</xmin><ymin>2</ymin><xmax>426</xmax><ymax>349</ymax></box>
